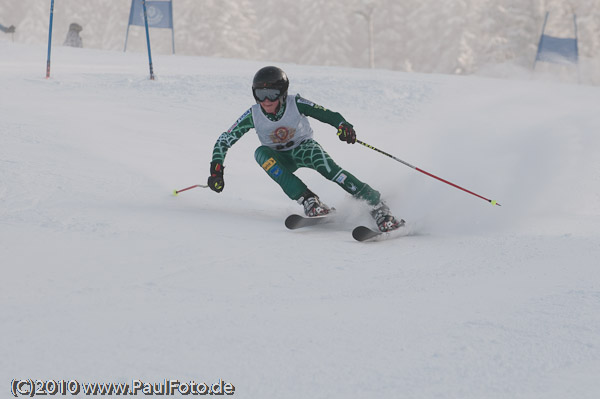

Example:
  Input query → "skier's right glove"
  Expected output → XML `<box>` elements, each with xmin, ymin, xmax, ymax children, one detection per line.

<box><xmin>337</xmin><ymin>122</ymin><xmax>356</xmax><ymax>144</ymax></box>
<box><xmin>207</xmin><ymin>161</ymin><xmax>224</xmax><ymax>193</ymax></box>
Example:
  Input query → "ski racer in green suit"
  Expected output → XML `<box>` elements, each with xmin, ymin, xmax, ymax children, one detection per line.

<box><xmin>208</xmin><ymin>66</ymin><xmax>403</xmax><ymax>232</ymax></box>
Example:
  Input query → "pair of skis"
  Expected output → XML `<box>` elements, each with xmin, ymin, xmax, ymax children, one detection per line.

<box><xmin>285</xmin><ymin>214</ymin><xmax>392</xmax><ymax>242</ymax></box>
<box><xmin>173</xmin><ymin>186</ymin><xmax>392</xmax><ymax>241</ymax></box>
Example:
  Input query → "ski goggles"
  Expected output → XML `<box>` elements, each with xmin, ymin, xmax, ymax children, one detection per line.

<box><xmin>254</xmin><ymin>88</ymin><xmax>282</xmax><ymax>102</ymax></box>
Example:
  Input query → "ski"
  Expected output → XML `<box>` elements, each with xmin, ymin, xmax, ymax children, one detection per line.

<box><xmin>352</xmin><ymin>226</ymin><xmax>384</xmax><ymax>241</ymax></box>
<box><xmin>352</xmin><ymin>223</ymin><xmax>408</xmax><ymax>242</ymax></box>
<box><xmin>285</xmin><ymin>214</ymin><xmax>332</xmax><ymax>230</ymax></box>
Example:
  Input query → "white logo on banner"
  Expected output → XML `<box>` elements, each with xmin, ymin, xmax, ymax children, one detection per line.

<box><xmin>139</xmin><ymin>6</ymin><xmax>164</xmax><ymax>25</ymax></box>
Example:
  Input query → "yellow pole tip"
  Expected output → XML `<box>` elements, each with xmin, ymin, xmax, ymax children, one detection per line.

<box><xmin>173</xmin><ymin>190</ymin><xmax>178</xmax><ymax>196</ymax></box>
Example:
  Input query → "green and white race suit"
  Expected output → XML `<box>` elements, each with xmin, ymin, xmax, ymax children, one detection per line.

<box><xmin>211</xmin><ymin>94</ymin><xmax>381</xmax><ymax>205</ymax></box>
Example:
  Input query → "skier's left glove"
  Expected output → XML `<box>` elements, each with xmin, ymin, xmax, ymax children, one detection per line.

<box><xmin>337</xmin><ymin>122</ymin><xmax>356</xmax><ymax>144</ymax></box>
<box><xmin>207</xmin><ymin>161</ymin><xmax>225</xmax><ymax>193</ymax></box>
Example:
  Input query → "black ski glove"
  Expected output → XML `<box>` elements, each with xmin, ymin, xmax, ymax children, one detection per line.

<box><xmin>337</xmin><ymin>122</ymin><xmax>356</xmax><ymax>144</ymax></box>
<box><xmin>207</xmin><ymin>161</ymin><xmax>224</xmax><ymax>193</ymax></box>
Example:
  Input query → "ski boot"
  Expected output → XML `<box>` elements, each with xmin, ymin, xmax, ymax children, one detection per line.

<box><xmin>298</xmin><ymin>189</ymin><xmax>332</xmax><ymax>217</ymax></box>
<box><xmin>371</xmin><ymin>202</ymin><xmax>405</xmax><ymax>232</ymax></box>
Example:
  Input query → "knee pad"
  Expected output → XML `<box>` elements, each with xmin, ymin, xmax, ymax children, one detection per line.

<box><xmin>254</xmin><ymin>145</ymin><xmax>274</xmax><ymax>163</ymax></box>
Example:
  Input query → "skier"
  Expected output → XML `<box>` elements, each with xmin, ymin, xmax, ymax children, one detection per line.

<box><xmin>207</xmin><ymin>66</ymin><xmax>404</xmax><ymax>232</ymax></box>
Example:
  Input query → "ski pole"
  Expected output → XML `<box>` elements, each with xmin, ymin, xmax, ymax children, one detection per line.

<box><xmin>357</xmin><ymin>139</ymin><xmax>501</xmax><ymax>206</ymax></box>
<box><xmin>173</xmin><ymin>184</ymin><xmax>208</xmax><ymax>196</ymax></box>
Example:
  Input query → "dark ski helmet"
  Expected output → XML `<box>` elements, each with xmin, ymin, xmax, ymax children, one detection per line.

<box><xmin>252</xmin><ymin>66</ymin><xmax>289</xmax><ymax>103</ymax></box>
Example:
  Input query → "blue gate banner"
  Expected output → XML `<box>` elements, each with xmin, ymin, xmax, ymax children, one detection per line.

<box><xmin>536</xmin><ymin>35</ymin><xmax>578</xmax><ymax>64</ymax></box>
<box><xmin>128</xmin><ymin>0</ymin><xmax>173</xmax><ymax>29</ymax></box>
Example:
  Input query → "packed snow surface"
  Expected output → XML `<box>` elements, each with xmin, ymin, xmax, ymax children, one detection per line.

<box><xmin>1</xmin><ymin>42</ymin><xmax>600</xmax><ymax>398</ymax></box>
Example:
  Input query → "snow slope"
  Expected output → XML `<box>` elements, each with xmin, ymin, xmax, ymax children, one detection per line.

<box><xmin>1</xmin><ymin>42</ymin><xmax>600</xmax><ymax>398</ymax></box>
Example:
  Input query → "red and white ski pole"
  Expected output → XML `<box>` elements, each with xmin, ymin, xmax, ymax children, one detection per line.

<box><xmin>173</xmin><ymin>184</ymin><xmax>208</xmax><ymax>196</ymax></box>
<box><xmin>357</xmin><ymin>140</ymin><xmax>501</xmax><ymax>206</ymax></box>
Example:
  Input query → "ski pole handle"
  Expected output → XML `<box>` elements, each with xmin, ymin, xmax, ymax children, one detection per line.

<box><xmin>173</xmin><ymin>184</ymin><xmax>208</xmax><ymax>196</ymax></box>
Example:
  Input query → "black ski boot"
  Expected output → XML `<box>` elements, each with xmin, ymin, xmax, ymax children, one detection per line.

<box><xmin>371</xmin><ymin>202</ymin><xmax>405</xmax><ymax>232</ymax></box>
<box><xmin>298</xmin><ymin>189</ymin><xmax>332</xmax><ymax>217</ymax></box>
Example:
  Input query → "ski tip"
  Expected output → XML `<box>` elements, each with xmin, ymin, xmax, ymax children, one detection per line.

<box><xmin>352</xmin><ymin>226</ymin><xmax>381</xmax><ymax>242</ymax></box>
<box><xmin>351</xmin><ymin>228</ymin><xmax>364</xmax><ymax>241</ymax></box>
<box><xmin>284</xmin><ymin>214</ymin><xmax>303</xmax><ymax>229</ymax></box>
<box><xmin>285</xmin><ymin>213</ymin><xmax>333</xmax><ymax>230</ymax></box>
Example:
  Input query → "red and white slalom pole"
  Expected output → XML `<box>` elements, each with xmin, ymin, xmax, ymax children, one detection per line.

<box><xmin>357</xmin><ymin>140</ymin><xmax>501</xmax><ymax>206</ymax></box>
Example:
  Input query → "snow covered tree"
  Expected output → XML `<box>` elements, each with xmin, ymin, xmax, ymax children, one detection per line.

<box><xmin>257</xmin><ymin>0</ymin><xmax>355</xmax><ymax>68</ymax></box>
<box><xmin>174</xmin><ymin>0</ymin><xmax>260</xmax><ymax>59</ymax></box>
<box><xmin>373</xmin><ymin>0</ymin><xmax>425</xmax><ymax>72</ymax></box>
<box><xmin>295</xmin><ymin>1</ymin><xmax>354</xmax><ymax>67</ymax></box>
<box><xmin>253</xmin><ymin>0</ymin><xmax>305</xmax><ymax>64</ymax></box>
